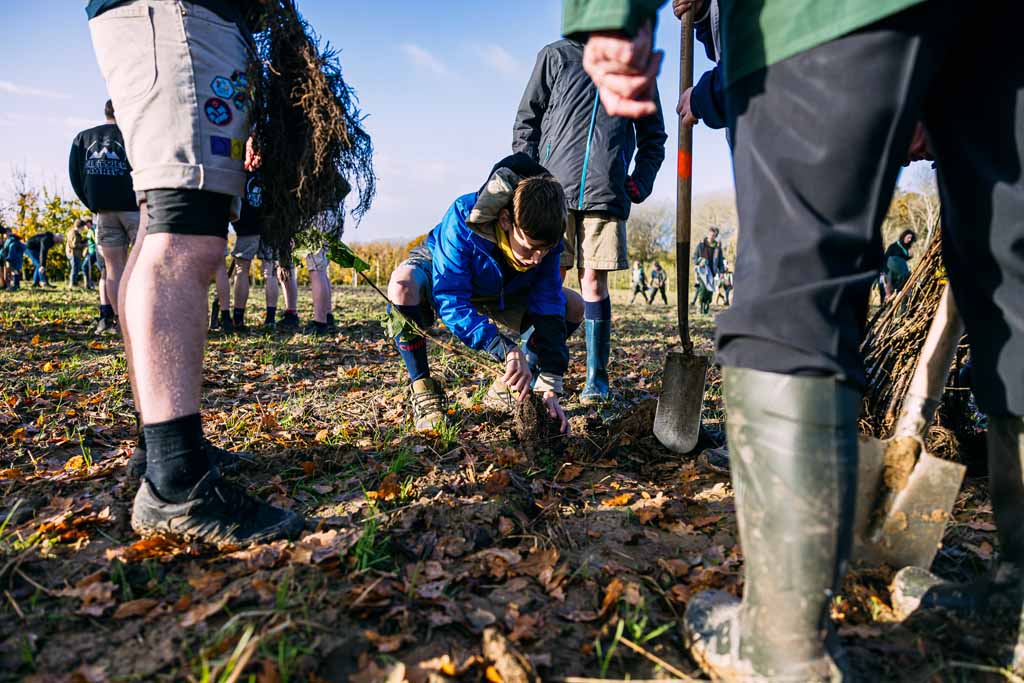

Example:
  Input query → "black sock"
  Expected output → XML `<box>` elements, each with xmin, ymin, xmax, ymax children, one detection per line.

<box><xmin>100</xmin><ymin>304</ymin><xmax>114</xmax><ymax>320</ymax></box>
<box><xmin>143</xmin><ymin>414</ymin><xmax>209</xmax><ymax>502</ymax></box>
<box><xmin>265</xmin><ymin>307</ymin><xmax>276</xmax><ymax>323</ymax></box>
<box><xmin>135</xmin><ymin>412</ymin><xmax>147</xmax><ymax>452</ymax></box>
<box><xmin>233</xmin><ymin>308</ymin><xmax>245</xmax><ymax>325</ymax></box>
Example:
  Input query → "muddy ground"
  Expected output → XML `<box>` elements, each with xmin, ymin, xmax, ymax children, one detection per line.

<box><xmin>0</xmin><ymin>286</ymin><xmax>1012</xmax><ymax>682</ymax></box>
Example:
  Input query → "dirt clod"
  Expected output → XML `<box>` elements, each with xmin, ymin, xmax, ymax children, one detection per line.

<box><xmin>512</xmin><ymin>394</ymin><xmax>561</xmax><ymax>444</ymax></box>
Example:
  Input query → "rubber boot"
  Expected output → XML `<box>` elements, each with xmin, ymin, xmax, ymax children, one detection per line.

<box><xmin>579</xmin><ymin>319</ymin><xmax>610</xmax><ymax>405</ymax></box>
<box><xmin>891</xmin><ymin>416</ymin><xmax>1024</xmax><ymax>669</ymax></box>
<box><xmin>684</xmin><ymin>368</ymin><xmax>858</xmax><ymax>682</ymax></box>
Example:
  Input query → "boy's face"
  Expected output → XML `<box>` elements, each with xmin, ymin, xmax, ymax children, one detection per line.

<box><xmin>499</xmin><ymin>210</ymin><xmax>557</xmax><ymax>267</ymax></box>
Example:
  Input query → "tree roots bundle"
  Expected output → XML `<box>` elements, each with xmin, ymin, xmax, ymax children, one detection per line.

<box><xmin>249</xmin><ymin>1</ymin><xmax>375</xmax><ymax>260</ymax></box>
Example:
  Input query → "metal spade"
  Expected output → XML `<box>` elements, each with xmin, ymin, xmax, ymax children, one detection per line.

<box><xmin>653</xmin><ymin>10</ymin><xmax>709</xmax><ymax>454</ymax></box>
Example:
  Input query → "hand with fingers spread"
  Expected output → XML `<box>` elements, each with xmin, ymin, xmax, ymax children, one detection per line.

<box><xmin>582</xmin><ymin>21</ymin><xmax>663</xmax><ymax>119</ymax></box>
<box><xmin>244</xmin><ymin>136</ymin><xmax>262</xmax><ymax>172</ymax></box>
<box><xmin>543</xmin><ymin>391</ymin><xmax>570</xmax><ymax>434</ymax></box>
<box><xmin>502</xmin><ymin>347</ymin><xmax>533</xmax><ymax>399</ymax></box>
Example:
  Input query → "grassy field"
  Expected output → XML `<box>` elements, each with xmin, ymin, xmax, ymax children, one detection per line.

<box><xmin>0</xmin><ymin>284</ymin><xmax>1010</xmax><ymax>682</ymax></box>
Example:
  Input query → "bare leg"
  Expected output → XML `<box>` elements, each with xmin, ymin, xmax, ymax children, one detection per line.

<box><xmin>126</xmin><ymin>233</ymin><xmax>225</xmax><ymax>422</ymax></box>
<box><xmin>100</xmin><ymin>245</ymin><xmax>128</xmax><ymax>315</ymax></box>
<box><xmin>310</xmin><ymin>270</ymin><xmax>330</xmax><ymax>323</ymax></box>
<box><xmin>214</xmin><ymin>259</ymin><xmax>230</xmax><ymax>314</ymax></box>
<box><xmin>263</xmin><ymin>261</ymin><xmax>279</xmax><ymax>309</ymax></box>
<box><xmin>120</xmin><ymin>203</ymin><xmax>147</xmax><ymax>412</ymax></box>
<box><xmin>283</xmin><ymin>266</ymin><xmax>298</xmax><ymax>311</ymax></box>
<box><xmin>233</xmin><ymin>258</ymin><xmax>251</xmax><ymax>312</ymax></box>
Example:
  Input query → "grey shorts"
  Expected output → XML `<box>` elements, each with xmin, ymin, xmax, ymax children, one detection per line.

<box><xmin>397</xmin><ymin>246</ymin><xmax>529</xmax><ymax>334</ymax></box>
<box><xmin>95</xmin><ymin>210</ymin><xmax>141</xmax><ymax>248</ymax></box>
<box><xmin>232</xmin><ymin>234</ymin><xmax>260</xmax><ymax>260</ymax></box>
<box><xmin>88</xmin><ymin>1</ymin><xmax>250</xmax><ymax>196</ymax></box>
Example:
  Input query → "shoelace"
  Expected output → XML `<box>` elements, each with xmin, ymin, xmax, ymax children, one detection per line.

<box><xmin>412</xmin><ymin>388</ymin><xmax>446</xmax><ymax>415</ymax></box>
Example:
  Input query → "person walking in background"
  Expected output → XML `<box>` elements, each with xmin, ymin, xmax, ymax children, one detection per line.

<box><xmin>66</xmin><ymin>219</ymin><xmax>88</xmax><ymax>288</ymax></box>
<box><xmin>692</xmin><ymin>226</ymin><xmax>725</xmax><ymax>313</ymax></box>
<box><xmin>229</xmin><ymin>172</ymin><xmax>265</xmax><ymax>333</ymax></box>
<box><xmin>69</xmin><ymin>99</ymin><xmax>140</xmax><ymax>332</ymax></box>
<box><xmin>26</xmin><ymin>231</ymin><xmax>63</xmax><ymax>288</ymax></box>
<box><xmin>647</xmin><ymin>262</ymin><xmax>667</xmax><ymax>305</ymax></box>
<box><xmin>881</xmin><ymin>228</ymin><xmax>917</xmax><ymax>305</ymax></box>
<box><xmin>629</xmin><ymin>260</ymin><xmax>648</xmax><ymax>303</ymax></box>
<box><xmin>514</xmin><ymin>35</ymin><xmax>667</xmax><ymax>404</ymax></box>
<box><xmin>1</xmin><ymin>231</ymin><xmax>26</xmax><ymax>290</ymax></box>
<box><xmin>82</xmin><ymin>218</ymin><xmax>98</xmax><ymax>289</ymax></box>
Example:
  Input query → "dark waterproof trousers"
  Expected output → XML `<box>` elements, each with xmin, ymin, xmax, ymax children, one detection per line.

<box><xmin>716</xmin><ymin>0</ymin><xmax>1024</xmax><ymax>417</ymax></box>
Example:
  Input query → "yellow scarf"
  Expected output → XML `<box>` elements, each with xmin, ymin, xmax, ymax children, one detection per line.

<box><xmin>494</xmin><ymin>226</ymin><xmax>532</xmax><ymax>272</ymax></box>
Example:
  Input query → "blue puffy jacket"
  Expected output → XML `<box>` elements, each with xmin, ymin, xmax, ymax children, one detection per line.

<box><xmin>425</xmin><ymin>155</ymin><xmax>569</xmax><ymax>391</ymax></box>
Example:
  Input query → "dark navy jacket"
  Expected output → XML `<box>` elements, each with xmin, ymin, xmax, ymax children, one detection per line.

<box><xmin>513</xmin><ymin>39</ymin><xmax>666</xmax><ymax>219</ymax></box>
<box><xmin>692</xmin><ymin>7</ymin><xmax>727</xmax><ymax>131</ymax></box>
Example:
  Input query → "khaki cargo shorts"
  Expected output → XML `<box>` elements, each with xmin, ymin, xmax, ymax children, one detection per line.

<box><xmin>561</xmin><ymin>209</ymin><xmax>628</xmax><ymax>271</ymax></box>
<box><xmin>95</xmin><ymin>210</ymin><xmax>141</xmax><ymax>248</ymax></box>
<box><xmin>305</xmin><ymin>248</ymin><xmax>330</xmax><ymax>273</ymax></box>
<box><xmin>88</xmin><ymin>1</ymin><xmax>250</xmax><ymax>197</ymax></box>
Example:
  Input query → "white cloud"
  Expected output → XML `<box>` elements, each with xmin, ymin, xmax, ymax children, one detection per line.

<box><xmin>476</xmin><ymin>45</ymin><xmax>523</xmax><ymax>78</ymax></box>
<box><xmin>400</xmin><ymin>44</ymin><xmax>450</xmax><ymax>77</ymax></box>
<box><xmin>0</xmin><ymin>80</ymin><xmax>70</xmax><ymax>100</ymax></box>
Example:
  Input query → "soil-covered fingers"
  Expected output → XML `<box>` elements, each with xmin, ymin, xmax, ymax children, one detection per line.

<box><xmin>543</xmin><ymin>393</ymin><xmax>569</xmax><ymax>433</ymax></box>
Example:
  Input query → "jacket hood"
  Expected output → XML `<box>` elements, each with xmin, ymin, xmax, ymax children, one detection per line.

<box><xmin>466</xmin><ymin>153</ymin><xmax>553</xmax><ymax>244</ymax></box>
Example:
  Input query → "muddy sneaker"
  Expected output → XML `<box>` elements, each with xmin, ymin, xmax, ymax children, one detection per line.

<box><xmin>481</xmin><ymin>378</ymin><xmax>515</xmax><ymax>411</ymax></box>
<box><xmin>411</xmin><ymin>377</ymin><xmax>447</xmax><ymax>431</ymax></box>
<box><xmin>128</xmin><ymin>441</ymin><xmax>254</xmax><ymax>481</ymax></box>
<box><xmin>698</xmin><ymin>446</ymin><xmax>730</xmax><ymax>474</ymax></box>
<box><xmin>890</xmin><ymin>563</ymin><xmax>1024</xmax><ymax>621</ymax></box>
<box><xmin>95</xmin><ymin>317</ymin><xmax>118</xmax><ymax>335</ymax></box>
<box><xmin>131</xmin><ymin>471</ymin><xmax>304</xmax><ymax>549</ymax></box>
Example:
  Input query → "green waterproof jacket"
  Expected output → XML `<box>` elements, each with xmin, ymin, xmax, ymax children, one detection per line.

<box><xmin>562</xmin><ymin>0</ymin><xmax>927</xmax><ymax>84</ymax></box>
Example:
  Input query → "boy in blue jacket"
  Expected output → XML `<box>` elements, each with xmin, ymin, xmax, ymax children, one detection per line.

<box><xmin>387</xmin><ymin>154</ymin><xmax>584</xmax><ymax>433</ymax></box>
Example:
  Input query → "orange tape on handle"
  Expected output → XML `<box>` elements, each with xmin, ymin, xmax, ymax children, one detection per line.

<box><xmin>677</xmin><ymin>149</ymin><xmax>692</xmax><ymax>180</ymax></box>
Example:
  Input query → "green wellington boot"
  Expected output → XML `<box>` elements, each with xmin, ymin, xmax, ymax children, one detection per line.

<box><xmin>579</xmin><ymin>319</ymin><xmax>610</xmax><ymax>405</ymax></box>
<box><xmin>891</xmin><ymin>416</ymin><xmax>1024</xmax><ymax>669</ymax></box>
<box><xmin>683</xmin><ymin>367</ymin><xmax>859</xmax><ymax>682</ymax></box>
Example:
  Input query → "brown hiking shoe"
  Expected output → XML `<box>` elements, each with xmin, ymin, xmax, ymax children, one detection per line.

<box><xmin>482</xmin><ymin>378</ymin><xmax>515</xmax><ymax>411</ymax></box>
<box><xmin>411</xmin><ymin>378</ymin><xmax>446</xmax><ymax>431</ymax></box>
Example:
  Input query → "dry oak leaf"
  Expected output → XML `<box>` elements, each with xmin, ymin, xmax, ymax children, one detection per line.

<box><xmin>484</xmin><ymin>470</ymin><xmax>512</xmax><ymax>495</ymax></box>
<box><xmin>113</xmin><ymin>598</ymin><xmax>161</xmax><ymax>619</ymax></box>
<box><xmin>367</xmin><ymin>472</ymin><xmax>401</xmax><ymax>502</ymax></box>
<box><xmin>364</xmin><ymin>629</ymin><xmax>409</xmax><ymax>654</ymax></box>
<box><xmin>600</xmin><ymin>577</ymin><xmax>624</xmax><ymax>617</ymax></box>
<box><xmin>555</xmin><ymin>463</ymin><xmax>584</xmax><ymax>483</ymax></box>
<box><xmin>61</xmin><ymin>580</ymin><xmax>116</xmax><ymax>617</ymax></box>
<box><xmin>292</xmin><ymin>528</ymin><xmax>360</xmax><ymax>565</ymax></box>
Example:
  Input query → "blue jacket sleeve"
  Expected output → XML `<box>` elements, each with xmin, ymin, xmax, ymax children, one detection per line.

<box><xmin>526</xmin><ymin>248</ymin><xmax>569</xmax><ymax>378</ymax></box>
<box><xmin>690</xmin><ymin>66</ymin><xmax>727</xmax><ymax>130</ymax></box>
<box><xmin>430</xmin><ymin>214</ymin><xmax>509</xmax><ymax>359</ymax></box>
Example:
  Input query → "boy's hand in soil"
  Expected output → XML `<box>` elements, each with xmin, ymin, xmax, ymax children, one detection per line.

<box><xmin>543</xmin><ymin>391</ymin><xmax>570</xmax><ymax>434</ymax></box>
<box><xmin>502</xmin><ymin>347</ymin><xmax>532</xmax><ymax>399</ymax></box>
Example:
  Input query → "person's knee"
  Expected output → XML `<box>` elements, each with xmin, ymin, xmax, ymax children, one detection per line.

<box><xmin>563</xmin><ymin>288</ymin><xmax>585</xmax><ymax>324</ymax></box>
<box><xmin>388</xmin><ymin>267</ymin><xmax>421</xmax><ymax>305</ymax></box>
<box><xmin>579</xmin><ymin>268</ymin><xmax>609</xmax><ymax>299</ymax></box>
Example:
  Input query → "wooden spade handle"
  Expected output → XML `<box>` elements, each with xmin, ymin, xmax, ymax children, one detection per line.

<box><xmin>675</xmin><ymin>10</ymin><xmax>695</xmax><ymax>350</ymax></box>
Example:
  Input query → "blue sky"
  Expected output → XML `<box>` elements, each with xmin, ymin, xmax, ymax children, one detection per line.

<box><xmin>2</xmin><ymin>1</ymin><xmax>730</xmax><ymax>242</ymax></box>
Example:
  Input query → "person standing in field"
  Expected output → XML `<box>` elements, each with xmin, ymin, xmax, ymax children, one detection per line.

<box><xmin>65</xmin><ymin>219</ymin><xmax>89</xmax><ymax>288</ymax></box>
<box><xmin>87</xmin><ymin>0</ymin><xmax>302</xmax><ymax>548</ymax></box>
<box><xmin>881</xmin><ymin>228</ymin><xmax>917</xmax><ymax>304</ymax></box>
<box><xmin>629</xmin><ymin>260</ymin><xmax>648</xmax><ymax>303</ymax></box>
<box><xmin>69</xmin><ymin>99</ymin><xmax>140</xmax><ymax>333</ymax></box>
<box><xmin>567</xmin><ymin>0</ymin><xmax>1024</xmax><ymax>679</ymax></box>
<box><xmin>647</xmin><ymin>261</ymin><xmax>667</xmax><ymax>305</ymax></box>
<box><xmin>514</xmin><ymin>37</ymin><xmax>667</xmax><ymax>404</ymax></box>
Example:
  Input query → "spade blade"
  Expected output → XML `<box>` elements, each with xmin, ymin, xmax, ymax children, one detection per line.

<box><xmin>654</xmin><ymin>347</ymin><xmax>709</xmax><ymax>453</ymax></box>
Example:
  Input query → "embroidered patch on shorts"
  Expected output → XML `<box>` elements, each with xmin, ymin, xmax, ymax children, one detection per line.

<box><xmin>211</xmin><ymin>76</ymin><xmax>234</xmax><ymax>99</ymax></box>
<box><xmin>210</xmin><ymin>136</ymin><xmax>232</xmax><ymax>157</ymax></box>
<box><xmin>230</xmin><ymin>138</ymin><xmax>245</xmax><ymax>161</ymax></box>
<box><xmin>230</xmin><ymin>70</ymin><xmax>248</xmax><ymax>89</ymax></box>
<box><xmin>232</xmin><ymin>93</ymin><xmax>249</xmax><ymax>112</ymax></box>
<box><xmin>204</xmin><ymin>98</ymin><xmax>232</xmax><ymax>126</ymax></box>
